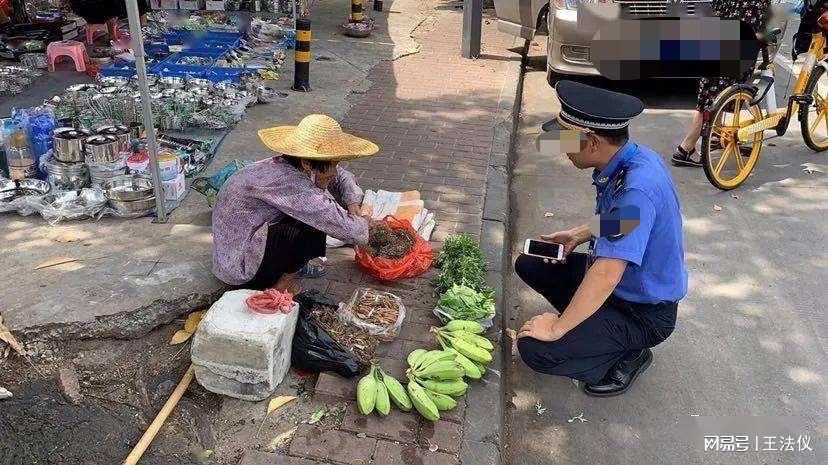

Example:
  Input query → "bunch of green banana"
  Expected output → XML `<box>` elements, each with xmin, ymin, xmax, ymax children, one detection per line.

<box><xmin>356</xmin><ymin>363</ymin><xmax>412</xmax><ymax>416</ymax></box>
<box><xmin>431</xmin><ymin>320</ymin><xmax>493</xmax><ymax>379</ymax></box>
<box><xmin>404</xmin><ymin>348</ymin><xmax>469</xmax><ymax>421</ymax></box>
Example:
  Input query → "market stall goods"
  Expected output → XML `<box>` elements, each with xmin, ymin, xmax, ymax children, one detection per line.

<box><xmin>355</xmin><ymin>216</ymin><xmax>433</xmax><ymax>281</ymax></box>
<box><xmin>52</xmin><ymin>128</ymin><xmax>90</xmax><ymax>163</ymax></box>
<box><xmin>245</xmin><ymin>288</ymin><xmax>295</xmax><ymax>315</ymax></box>
<box><xmin>366</xmin><ymin>223</ymin><xmax>416</xmax><ymax>259</ymax></box>
<box><xmin>432</xmin><ymin>233</ymin><xmax>488</xmax><ymax>293</ymax></box>
<box><xmin>44</xmin><ymin>158</ymin><xmax>89</xmax><ymax>190</ymax></box>
<box><xmin>291</xmin><ymin>290</ymin><xmax>362</xmax><ymax>378</ymax></box>
<box><xmin>435</xmin><ymin>284</ymin><xmax>496</xmax><ymax>324</ymax></box>
<box><xmin>309</xmin><ymin>302</ymin><xmax>380</xmax><ymax>364</ymax></box>
<box><xmin>0</xmin><ymin>64</ymin><xmax>43</xmax><ymax>95</ymax></box>
<box><xmin>0</xmin><ymin>178</ymin><xmax>50</xmax><ymax>201</ymax></box>
<box><xmin>338</xmin><ymin>288</ymin><xmax>406</xmax><ymax>340</ymax></box>
<box><xmin>433</xmin><ymin>325</ymin><xmax>494</xmax><ymax>365</ymax></box>
<box><xmin>356</xmin><ymin>363</ymin><xmax>412</xmax><ymax>416</ymax></box>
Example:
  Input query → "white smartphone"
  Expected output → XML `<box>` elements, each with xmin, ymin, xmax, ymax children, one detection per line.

<box><xmin>523</xmin><ymin>239</ymin><xmax>565</xmax><ymax>261</ymax></box>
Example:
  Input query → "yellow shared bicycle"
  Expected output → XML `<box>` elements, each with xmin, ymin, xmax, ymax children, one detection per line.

<box><xmin>700</xmin><ymin>2</ymin><xmax>828</xmax><ymax>190</ymax></box>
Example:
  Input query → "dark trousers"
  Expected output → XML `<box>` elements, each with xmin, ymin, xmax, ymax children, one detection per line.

<box><xmin>243</xmin><ymin>216</ymin><xmax>326</xmax><ymax>291</ymax></box>
<box><xmin>515</xmin><ymin>253</ymin><xmax>677</xmax><ymax>384</ymax></box>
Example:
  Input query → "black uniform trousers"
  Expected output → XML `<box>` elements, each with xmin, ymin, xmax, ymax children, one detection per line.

<box><xmin>242</xmin><ymin>216</ymin><xmax>327</xmax><ymax>291</ymax></box>
<box><xmin>515</xmin><ymin>253</ymin><xmax>677</xmax><ymax>384</ymax></box>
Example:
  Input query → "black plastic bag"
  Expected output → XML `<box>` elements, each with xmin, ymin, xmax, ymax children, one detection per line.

<box><xmin>291</xmin><ymin>289</ymin><xmax>362</xmax><ymax>378</ymax></box>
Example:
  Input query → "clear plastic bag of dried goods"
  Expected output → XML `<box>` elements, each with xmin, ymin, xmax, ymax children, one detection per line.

<box><xmin>338</xmin><ymin>288</ymin><xmax>406</xmax><ymax>341</ymax></box>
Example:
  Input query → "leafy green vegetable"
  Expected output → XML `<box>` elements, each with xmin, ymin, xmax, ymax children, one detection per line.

<box><xmin>437</xmin><ymin>284</ymin><xmax>495</xmax><ymax>321</ymax></box>
<box><xmin>432</xmin><ymin>234</ymin><xmax>488</xmax><ymax>293</ymax></box>
<box><xmin>435</xmin><ymin>233</ymin><xmax>484</xmax><ymax>267</ymax></box>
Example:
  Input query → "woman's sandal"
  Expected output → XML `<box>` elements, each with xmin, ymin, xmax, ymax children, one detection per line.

<box><xmin>671</xmin><ymin>145</ymin><xmax>702</xmax><ymax>167</ymax></box>
<box><xmin>297</xmin><ymin>259</ymin><xmax>328</xmax><ymax>279</ymax></box>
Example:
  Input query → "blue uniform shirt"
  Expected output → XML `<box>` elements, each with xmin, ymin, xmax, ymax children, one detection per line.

<box><xmin>590</xmin><ymin>140</ymin><xmax>688</xmax><ymax>304</ymax></box>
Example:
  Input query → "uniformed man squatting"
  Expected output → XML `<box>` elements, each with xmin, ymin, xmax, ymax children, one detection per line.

<box><xmin>515</xmin><ymin>81</ymin><xmax>688</xmax><ymax>397</ymax></box>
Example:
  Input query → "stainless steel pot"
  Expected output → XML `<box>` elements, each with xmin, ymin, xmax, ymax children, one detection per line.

<box><xmin>112</xmin><ymin>125</ymin><xmax>131</xmax><ymax>152</ymax></box>
<box><xmin>94</xmin><ymin>125</ymin><xmax>131</xmax><ymax>152</ymax></box>
<box><xmin>45</xmin><ymin>159</ymin><xmax>89</xmax><ymax>190</ymax></box>
<box><xmin>104</xmin><ymin>174</ymin><xmax>154</xmax><ymax>202</ymax></box>
<box><xmin>85</xmin><ymin>135</ymin><xmax>120</xmax><ymax>164</ymax></box>
<box><xmin>52</xmin><ymin>127</ymin><xmax>90</xmax><ymax>163</ymax></box>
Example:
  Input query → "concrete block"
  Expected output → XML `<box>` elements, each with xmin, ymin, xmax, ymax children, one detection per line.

<box><xmin>191</xmin><ymin>290</ymin><xmax>299</xmax><ymax>401</ymax></box>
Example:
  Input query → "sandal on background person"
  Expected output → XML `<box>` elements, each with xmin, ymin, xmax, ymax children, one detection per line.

<box><xmin>297</xmin><ymin>257</ymin><xmax>328</xmax><ymax>279</ymax></box>
<box><xmin>671</xmin><ymin>145</ymin><xmax>702</xmax><ymax>167</ymax></box>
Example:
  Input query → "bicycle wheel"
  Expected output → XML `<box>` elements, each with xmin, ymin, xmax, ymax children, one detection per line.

<box><xmin>700</xmin><ymin>87</ymin><xmax>764</xmax><ymax>190</ymax></box>
<box><xmin>800</xmin><ymin>64</ymin><xmax>828</xmax><ymax>151</ymax></box>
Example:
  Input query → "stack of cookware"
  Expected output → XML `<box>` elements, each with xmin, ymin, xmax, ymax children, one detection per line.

<box><xmin>87</xmin><ymin>125</ymin><xmax>130</xmax><ymax>186</ymax></box>
<box><xmin>48</xmin><ymin>128</ymin><xmax>91</xmax><ymax>189</ymax></box>
<box><xmin>103</xmin><ymin>174</ymin><xmax>156</xmax><ymax>217</ymax></box>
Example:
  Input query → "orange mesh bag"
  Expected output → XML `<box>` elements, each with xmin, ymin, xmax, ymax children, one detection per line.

<box><xmin>355</xmin><ymin>216</ymin><xmax>433</xmax><ymax>281</ymax></box>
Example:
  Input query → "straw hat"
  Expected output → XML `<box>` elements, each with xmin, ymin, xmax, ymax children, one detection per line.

<box><xmin>257</xmin><ymin>114</ymin><xmax>379</xmax><ymax>161</ymax></box>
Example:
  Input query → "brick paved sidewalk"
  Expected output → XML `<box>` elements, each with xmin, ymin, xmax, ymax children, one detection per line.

<box><xmin>241</xmin><ymin>3</ymin><xmax>522</xmax><ymax>465</ymax></box>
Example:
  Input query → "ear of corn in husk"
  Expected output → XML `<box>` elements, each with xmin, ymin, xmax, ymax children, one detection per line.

<box><xmin>407</xmin><ymin>348</ymin><xmax>428</xmax><ymax>368</ymax></box>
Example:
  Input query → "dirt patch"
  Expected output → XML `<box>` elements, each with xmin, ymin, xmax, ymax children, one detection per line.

<box><xmin>0</xmin><ymin>320</ymin><xmax>323</xmax><ymax>465</ymax></box>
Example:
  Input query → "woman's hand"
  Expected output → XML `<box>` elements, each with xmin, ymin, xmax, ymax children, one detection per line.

<box><xmin>347</xmin><ymin>203</ymin><xmax>362</xmax><ymax>216</ymax></box>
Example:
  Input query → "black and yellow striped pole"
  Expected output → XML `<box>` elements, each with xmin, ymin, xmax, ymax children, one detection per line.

<box><xmin>351</xmin><ymin>0</ymin><xmax>364</xmax><ymax>22</ymax></box>
<box><xmin>292</xmin><ymin>18</ymin><xmax>311</xmax><ymax>92</ymax></box>
<box><xmin>374</xmin><ymin>0</ymin><xmax>383</xmax><ymax>12</ymax></box>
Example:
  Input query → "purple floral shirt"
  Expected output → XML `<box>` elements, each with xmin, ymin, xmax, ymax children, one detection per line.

<box><xmin>212</xmin><ymin>156</ymin><xmax>369</xmax><ymax>285</ymax></box>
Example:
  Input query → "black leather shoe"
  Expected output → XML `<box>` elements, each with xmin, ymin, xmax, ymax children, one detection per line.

<box><xmin>582</xmin><ymin>348</ymin><xmax>653</xmax><ymax>397</ymax></box>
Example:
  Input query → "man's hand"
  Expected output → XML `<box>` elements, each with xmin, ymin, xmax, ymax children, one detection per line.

<box><xmin>540</xmin><ymin>227</ymin><xmax>587</xmax><ymax>263</ymax></box>
<box><xmin>517</xmin><ymin>312</ymin><xmax>565</xmax><ymax>342</ymax></box>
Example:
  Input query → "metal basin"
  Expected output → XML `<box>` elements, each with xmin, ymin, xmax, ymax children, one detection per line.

<box><xmin>109</xmin><ymin>196</ymin><xmax>156</xmax><ymax>217</ymax></box>
<box><xmin>104</xmin><ymin>174</ymin><xmax>154</xmax><ymax>201</ymax></box>
<box><xmin>0</xmin><ymin>178</ymin><xmax>51</xmax><ymax>201</ymax></box>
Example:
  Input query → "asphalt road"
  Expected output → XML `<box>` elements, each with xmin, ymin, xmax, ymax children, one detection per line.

<box><xmin>503</xmin><ymin>50</ymin><xmax>826</xmax><ymax>464</ymax></box>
